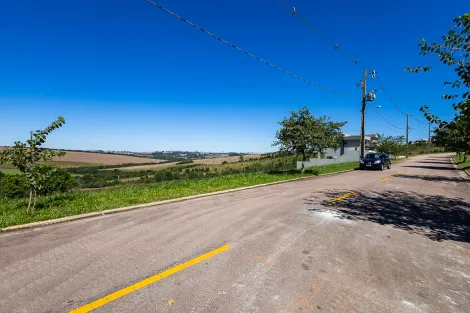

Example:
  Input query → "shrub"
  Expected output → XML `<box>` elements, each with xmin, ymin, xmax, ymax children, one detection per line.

<box><xmin>0</xmin><ymin>175</ymin><xmax>29</xmax><ymax>198</ymax></box>
<box><xmin>36</xmin><ymin>165</ymin><xmax>76</xmax><ymax>195</ymax></box>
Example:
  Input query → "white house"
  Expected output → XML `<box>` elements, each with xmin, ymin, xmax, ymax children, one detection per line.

<box><xmin>324</xmin><ymin>133</ymin><xmax>378</xmax><ymax>158</ymax></box>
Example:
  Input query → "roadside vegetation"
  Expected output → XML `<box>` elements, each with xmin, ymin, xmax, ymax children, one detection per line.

<box><xmin>454</xmin><ymin>154</ymin><xmax>470</xmax><ymax>171</ymax></box>
<box><xmin>0</xmin><ymin>161</ymin><xmax>357</xmax><ymax>227</ymax></box>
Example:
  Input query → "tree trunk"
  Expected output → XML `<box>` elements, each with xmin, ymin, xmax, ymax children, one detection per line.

<box><xmin>301</xmin><ymin>152</ymin><xmax>306</xmax><ymax>173</ymax></box>
<box><xmin>27</xmin><ymin>189</ymin><xmax>33</xmax><ymax>213</ymax></box>
<box><xmin>32</xmin><ymin>188</ymin><xmax>37</xmax><ymax>213</ymax></box>
<box><xmin>464</xmin><ymin>152</ymin><xmax>467</xmax><ymax>163</ymax></box>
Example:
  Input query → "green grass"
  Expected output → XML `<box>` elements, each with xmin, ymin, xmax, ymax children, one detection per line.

<box><xmin>0</xmin><ymin>168</ymin><xmax>22</xmax><ymax>175</ymax></box>
<box><xmin>0</xmin><ymin>161</ymin><xmax>359</xmax><ymax>228</ymax></box>
<box><xmin>453</xmin><ymin>154</ymin><xmax>470</xmax><ymax>171</ymax></box>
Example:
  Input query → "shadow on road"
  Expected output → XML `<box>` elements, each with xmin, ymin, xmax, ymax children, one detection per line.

<box><xmin>419</xmin><ymin>161</ymin><xmax>454</xmax><ymax>165</ymax></box>
<box><xmin>305</xmin><ymin>190</ymin><xmax>470</xmax><ymax>242</ymax></box>
<box><xmin>392</xmin><ymin>173</ymin><xmax>468</xmax><ymax>183</ymax></box>
<box><xmin>403</xmin><ymin>165</ymin><xmax>456</xmax><ymax>171</ymax></box>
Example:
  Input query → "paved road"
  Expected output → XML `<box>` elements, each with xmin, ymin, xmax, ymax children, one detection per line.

<box><xmin>1</xmin><ymin>154</ymin><xmax>469</xmax><ymax>313</ymax></box>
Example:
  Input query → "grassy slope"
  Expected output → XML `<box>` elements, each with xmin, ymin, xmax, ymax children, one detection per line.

<box><xmin>454</xmin><ymin>154</ymin><xmax>470</xmax><ymax>171</ymax></box>
<box><xmin>0</xmin><ymin>162</ymin><xmax>357</xmax><ymax>228</ymax></box>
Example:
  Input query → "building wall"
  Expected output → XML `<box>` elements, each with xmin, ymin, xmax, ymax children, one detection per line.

<box><xmin>297</xmin><ymin>150</ymin><xmax>363</xmax><ymax>168</ymax></box>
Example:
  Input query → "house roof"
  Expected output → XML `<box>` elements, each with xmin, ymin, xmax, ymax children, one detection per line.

<box><xmin>344</xmin><ymin>135</ymin><xmax>371</xmax><ymax>141</ymax></box>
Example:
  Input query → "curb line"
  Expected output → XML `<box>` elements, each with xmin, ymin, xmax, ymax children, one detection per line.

<box><xmin>1</xmin><ymin>169</ymin><xmax>356</xmax><ymax>233</ymax></box>
<box><xmin>451</xmin><ymin>155</ymin><xmax>470</xmax><ymax>177</ymax></box>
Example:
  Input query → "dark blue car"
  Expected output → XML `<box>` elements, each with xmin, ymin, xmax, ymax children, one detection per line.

<box><xmin>359</xmin><ymin>152</ymin><xmax>391</xmax><ymax>170</ymax></box>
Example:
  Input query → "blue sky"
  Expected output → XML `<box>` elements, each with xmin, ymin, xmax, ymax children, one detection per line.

<box><xmin>1</xmin><ymin>0</ymin><xmax>468</xmax><ymax>152</ymax></box>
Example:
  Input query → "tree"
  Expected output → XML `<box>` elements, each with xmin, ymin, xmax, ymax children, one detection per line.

<box><xmin>273</xmin><ymin>107</ymin><xmax>346</xmax><ymax>167</ymax></box>
<box><xmin>315</xmin><ymin>117</ymin><xmax>347</xmax><ymax>157</ymax></box>
<box><xmin>0</xmin><ymin>117</ymin><xmax>66</xmax><ymax>212</ymax></box>
<box><xmin>406</xmin><ymin>13</ymin><xmax>470</xmax><ymax>161</ymax></box>
<box><xmin>375</xmin><ymin>134</ymin><xmax>406</xmax><ymax>158</ymax></box>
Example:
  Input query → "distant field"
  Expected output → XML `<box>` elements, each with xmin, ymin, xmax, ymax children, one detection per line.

<box><xmin>194</xmin><ymin>154</ymin><xmax>261</xmax><ymax>165</ymax></box>
<box><xmin>114</xmin><ymin>154</ymin><xmax>262</xmax><ymax>171</ymax></box>
<box><xmin>52</xmin><ymin>151</ymin><xmax>163</xmax><ymax>165</ymax></box>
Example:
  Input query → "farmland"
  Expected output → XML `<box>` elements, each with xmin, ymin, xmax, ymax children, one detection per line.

<box><xmin>51</xmin><ymin>151</ymin><xmax>163</xmax><ymax>165</ymax></box>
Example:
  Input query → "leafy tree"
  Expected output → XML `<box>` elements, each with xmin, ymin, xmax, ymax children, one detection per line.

<box><xmin>375</xmin><ymin>134</ymin><xmax>406</xmax><ymax>158</ymax></box>
<box><xmin>0</xmin><ymin>117</ymin><xmax>66</xmax><ymax>212</ymax></box>
<box><xmin>315</xmin><ymin>117</ymin><xmax>347</xmax><ymax>157</ymax></box>
<box><xmin>273</xmin><ymin>107</ymin><xmax>346</xmax><ymax>167</ymax></box>
<box><xmin>406</xmin><ymin>13</ymin><xmax>470</xmax><ymax>161</ymax></box>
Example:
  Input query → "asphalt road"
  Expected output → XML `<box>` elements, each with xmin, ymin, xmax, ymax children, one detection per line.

<box><xmin>1</xmin><ymin>153</ymin><xmax>469</xmax><ymax>313</ymax></box>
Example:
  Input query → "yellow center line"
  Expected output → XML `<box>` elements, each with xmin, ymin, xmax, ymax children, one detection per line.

<box><xmin>69</xmin><ymin>244</ymin><xmax>230</xmax><ymax>313</ymax></box>
<box><xmin>330</xmin><ymin>191</ymin><xmax>356</xmax><ymax>203</ymax></box>
<box><xmin>379</xmin><ymin>177</ymin><xmax>389</xmax><ymax>183</ymax></box>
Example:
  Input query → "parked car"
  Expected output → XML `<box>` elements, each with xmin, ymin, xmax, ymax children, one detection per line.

<box><xmin>359</xmin><ymin>152</ymin><xmax>391</xmax><ymax>170</ymax></box>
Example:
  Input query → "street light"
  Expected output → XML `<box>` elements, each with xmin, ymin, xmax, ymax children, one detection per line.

<box><xmin>360</xmin><ymin>79</ymin><xmax>377</xmax><ymax>158</ymax></box>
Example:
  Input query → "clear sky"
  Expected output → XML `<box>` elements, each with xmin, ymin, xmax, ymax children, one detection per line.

<box><xmin>1</xmin><ymin>0</ymin><xmax>469</xmax><ymax>152</ymax></box>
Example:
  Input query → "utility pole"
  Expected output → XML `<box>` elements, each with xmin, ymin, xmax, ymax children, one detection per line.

<box><xmin>360</xmin><ymin>69</ymin><xmax>367</xmax><ymax>158</ymax></box>
<box><xmin>427</xmin><ymin>122</ymin><xmax>431</xmax><ymax>154</ymax></box>
<box><xmin>405</xmin><ymin>114</ymin><xmax>409</xmax><ymax>158</ymax></box>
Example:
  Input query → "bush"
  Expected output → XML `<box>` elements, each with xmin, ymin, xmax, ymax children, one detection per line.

<box><xmin>36</xmin><ymin>165</ymin><xmax>76</xmax><ymax>195</ymax></box>
<box><xmin>0</xmin><ymin>175</ymin><xmax>29</xmax><ymax>198</ymax></box>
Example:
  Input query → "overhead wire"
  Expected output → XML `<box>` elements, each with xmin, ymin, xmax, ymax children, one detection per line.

<box><xmin>115</xmin><ymin>0</ymin><xmax>222</xmax><ymax>53</ymax></box>
<box><xmin>277</xmin><ymin>0</ymin><xmax>368</xmax><ymax>70</ymax></box>
<box><xmin>144</xmin><ymin>0</ymin><xmax>359</xmax><ymax>98</ymax></box>
<box><xmin>278</xmin><ymin>0</ymin><xmax>429</xmax><ymax>125</ymax></box>
<box><xmin>371</xmin><ymin>107</ymin><xmax>404</xmax><ymax>130</ymax></box>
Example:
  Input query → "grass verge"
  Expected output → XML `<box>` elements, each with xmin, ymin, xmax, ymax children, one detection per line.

<box><xmin>453</xmin><ymin>154</ymin><xmax>470</xmax><ymax>172</ymax></box>
<box><xmin>0</xmin><ymin>162</ymin><xmax>358</xmax><ymax>228</ymax></box>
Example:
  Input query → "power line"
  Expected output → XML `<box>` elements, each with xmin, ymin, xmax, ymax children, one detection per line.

<box><xmin>371</xmin><ymin>107</ymin><xmax>404</xmax><ymax>130</ymax></box>
<box><xmin>278</xmin><ymin>0</ymin><xmax>430</xmax><ymax>124</ymax></box>
<box><xmin>115</xmin><ymin>0</ymin><xmax>222</xmax><ymax>53</ymax></box>
<box><xmin>278</xmin><ymin>0</ymin><xmax>367</xmax><ymax>70</ymax></box>
<box><xmin>375</xmin><ymin>75</ymin><xmax>407</xmax><ymax>115</ymax></box>
<box><xmin>409</xmin><ymin>113</ymin><xmax>428</xmax><ymax>125</ymax></box>
<box><xmin>145</xmin><ymin>0</ymin><xmax>359</xmax><ymax>98</ymax></box>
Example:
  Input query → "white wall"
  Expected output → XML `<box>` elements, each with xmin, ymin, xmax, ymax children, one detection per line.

<box><xmin>297</xmin><ymin>150</ymin><xmax>362</xmax><ymax>168</ymax></box>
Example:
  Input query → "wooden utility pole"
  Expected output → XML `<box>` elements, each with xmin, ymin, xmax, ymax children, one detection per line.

<box><xmin>405</xmin><ymin>114</ymin><xmax>409</xmax><ymax>158</ymax></box>
<box><xmin>360</xmin><ymin>69</ymin><xmax>367</xmax><ymax>158</ymax></box>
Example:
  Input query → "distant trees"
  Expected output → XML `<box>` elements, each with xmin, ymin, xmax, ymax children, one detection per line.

<box><xmin>273</xmin><ymin>107</ymin><xmax>347</xmax><ymax>167</ymax></box>
<box><xmin>0</xmin><ymin>117</ymin><xmax>67</xmax><ymax>211</ymax></box>
<box><xmin>374</xmin><ymin>134</ymin><xmax>406</xmax><ymax>158</ymax></box>
<box><xmin>406</xmin><ymin>13</ymin><xmax>470</xmax><ymax>161</ymax></box>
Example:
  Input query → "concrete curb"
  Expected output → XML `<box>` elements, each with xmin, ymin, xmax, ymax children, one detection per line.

<box><xmin>451</xmin><ymin>155</ymin><xmax>470</xmax><ymax>177</ymax></box>
<box><xmin>1</xmin><ymin>169</ymin><xmax>356</xmax><ymax>233</ymax></box>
